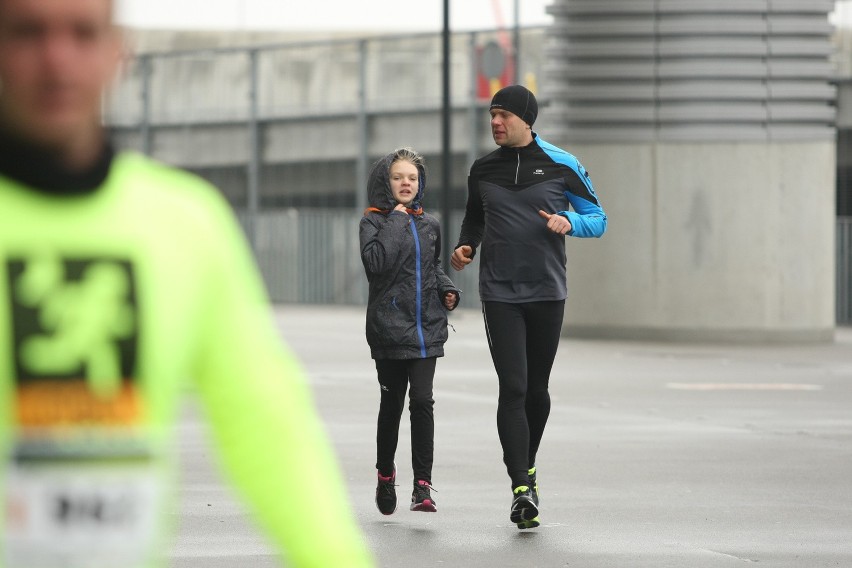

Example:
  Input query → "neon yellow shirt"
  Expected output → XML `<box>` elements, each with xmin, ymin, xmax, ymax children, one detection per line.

<box><xmin>0</xmin><ymin>152</ymin><xmax>374</xmax><ymax>568</ymax></box>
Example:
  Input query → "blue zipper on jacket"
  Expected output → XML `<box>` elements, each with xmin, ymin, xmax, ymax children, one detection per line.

<box><xmin>409</xmin><ymin>214</ymin><xmax>427</xmax><ymax>358</ymax></box>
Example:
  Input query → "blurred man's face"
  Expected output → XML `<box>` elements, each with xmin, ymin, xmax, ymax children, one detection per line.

<box><xmin>0</xmin><ymin>0</ymin><xmax>121</xmax><ymax>149</ymax></box>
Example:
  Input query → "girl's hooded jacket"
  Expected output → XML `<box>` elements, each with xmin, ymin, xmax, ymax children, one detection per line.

<box><xmin>359</xmin><ymin>153</ymin><xmax>460</xmax><ymax>360</ymax></box>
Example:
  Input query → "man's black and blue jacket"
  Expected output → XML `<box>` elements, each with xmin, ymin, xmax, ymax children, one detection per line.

<box><xmin>456</xmin><ymin>133</ymin><xmax>607</xmax><ymax>303</ymax></box>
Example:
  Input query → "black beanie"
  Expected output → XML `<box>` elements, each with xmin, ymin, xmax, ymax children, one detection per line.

<box><xmin>490</xmin><ymin>85</ymin><xmax>538</xmax><ymax>127</ymax></box>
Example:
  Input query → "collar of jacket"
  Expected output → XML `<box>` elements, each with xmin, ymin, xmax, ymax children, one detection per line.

<box><xmin>0</xmin><ymin>127</ymin><xmax>114</xmax><ymax>195</ymax></box>
<box><xmin>497</xmin><ymin>131</ymin><xmax>539</xmax><ymax>156</ymax></box>
<box><xmin>364</xmin><ymin>206</ymin><xmax>424</xmax><ymax>216</ymax></box>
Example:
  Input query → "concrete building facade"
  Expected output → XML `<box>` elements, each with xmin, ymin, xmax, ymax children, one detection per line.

<box><xmin>544</xmin><ymin>0</ymin><xmax>837</xmax><ymax>342</ymax></box>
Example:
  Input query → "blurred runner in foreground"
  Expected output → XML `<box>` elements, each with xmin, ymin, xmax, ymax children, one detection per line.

<box><xmin>0</xmin><ymin>0</ymin><xmax>375</xmax><ymax>566</ymax></box>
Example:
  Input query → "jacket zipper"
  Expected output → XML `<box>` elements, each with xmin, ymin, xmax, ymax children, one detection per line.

<box><xmin>409</xmin><ymin>215</ymin><xmax>428</xmax><ymax>358</ymax></box>
<box><xmin>514</xmin><ymin>151</ymin><xmax>520</xmax><ymax>184</ymax></box>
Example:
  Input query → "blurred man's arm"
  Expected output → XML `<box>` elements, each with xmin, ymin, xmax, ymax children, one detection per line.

<box><xmin>190</xmin><ymin>192</ymin><xmax>374</xmax><ymax>568</ymax></box>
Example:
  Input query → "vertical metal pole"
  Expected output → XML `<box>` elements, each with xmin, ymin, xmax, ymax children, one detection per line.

<box><xmin>468</xmin><ymin>32</ymin><xmax>480</xmax><ymax>170</ymax></box>
<box><xmin>441</xmin><ymin>0</ymin><xmax>452</xmax><ymax>267</ymax></box>
<box><xmin>356</xmin><ymin>40</ymin><xmax>369</xmax><ymax>213</ymax></box>
<box><xmin>140</xmin><ymin>54</ymin><xmax>152</xmax><ymax>156</ymax></box>
<box><xmin>247</xmin><ymin>49</ymin><xmax>260</xmax><ymax>250</ymax></box>
<box><xmin>513</xmin><ymin>0</ymin><xmax>520</xmax><ymax>84</ymax></box>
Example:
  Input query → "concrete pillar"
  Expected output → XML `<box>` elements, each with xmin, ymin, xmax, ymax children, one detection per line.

<box><xmin>544</xmin><ymin>0</ymin><xmax>837</xmax><ymax>342</ymax></box>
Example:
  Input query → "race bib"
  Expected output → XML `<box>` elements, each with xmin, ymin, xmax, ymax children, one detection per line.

<box><xmin>4</xmin><ymin>459</ymin><xmax>165</xmax><ymax>568</ymax></box>
<box><xmin>3</xmin><ymin>254</ymin><xmax>166</xmax><ymax>567</ymax></box>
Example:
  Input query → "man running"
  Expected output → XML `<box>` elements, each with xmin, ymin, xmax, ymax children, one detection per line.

<box><xmin>451</xmin><ymin>85</ymin><xmax>607</xmax><ymax>529</ymax></box>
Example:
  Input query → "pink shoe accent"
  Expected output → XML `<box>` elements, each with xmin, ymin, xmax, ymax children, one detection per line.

<box><xmin>411</xmin><ymin>499</ymin><xmax>437</xmax><ymax>512</ymax></box>
<box><xmin>411</xmin><ymin>480</ymin><xmax>437</xmax><ymax>512</ymax></box>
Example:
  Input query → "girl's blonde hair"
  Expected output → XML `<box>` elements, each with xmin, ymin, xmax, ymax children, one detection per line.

<box><xmin>390</xmin><ymin>147</ymin><xmax>426</xmax><ymax>173</ymax></box>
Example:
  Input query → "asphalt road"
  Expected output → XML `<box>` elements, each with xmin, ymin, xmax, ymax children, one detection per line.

<box><xmin>170</xmin><ymin>305</ymin><xmax>852</xmax><ymax>568</ymax></box>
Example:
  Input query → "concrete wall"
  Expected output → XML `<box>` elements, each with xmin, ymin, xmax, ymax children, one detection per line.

<box><xmin>561</xmin><ymin>141</ymin><xmax>836</xmax><ymax>342</ymax></box>
<box><xmin>546</xmin><ymin>0</ymin><xmax>837</xmax><ymax>342</ymax></box>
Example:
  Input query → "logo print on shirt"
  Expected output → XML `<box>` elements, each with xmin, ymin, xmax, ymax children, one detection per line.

<box><xmin>533</xmin><ymin>169</ymin><xmax>544</xmax><ymax>175</ymax></box>
<box><xmin>6</xmin><ymin>255</ymin><xmax>142</xmax><ymax>428</ymax></box>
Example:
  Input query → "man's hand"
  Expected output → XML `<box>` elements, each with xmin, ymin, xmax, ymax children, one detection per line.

<box><xmin>538</xmin><ymin>210</ymin><xmax>572</xmax><ymax>235</ymax></box>
<box><xmin>451</xmin><ymin>245</ymin><xmax>473</xmax><ymax>271</ymax></box>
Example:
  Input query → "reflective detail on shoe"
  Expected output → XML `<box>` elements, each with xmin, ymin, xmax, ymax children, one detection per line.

<box><xmin>528</xmin><ymin>466</ymin><xmax>539</xmax><ymax>507</ymax></box>
<box><xmin>410</xmin><ymin>479</ymin><xmax>437</xmax><ymax>512</ymax></box>
<box><xmin>517</xmin><ymin>516</ymin><xmax>541</xmax><ymax>530</ymax></box>
<box><xmin>510</xmin><ymin>485</ymin><xmax>539</xmax><ymax>524</ymax></box>
<box><xmin>375</xmin><ymin>466</ymin><xmax>398</xmax><ymax>515</ymax></box>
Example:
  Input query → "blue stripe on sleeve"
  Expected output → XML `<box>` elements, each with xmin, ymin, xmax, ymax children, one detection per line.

<box><xmin>536</xmin><ymin>137</ymin><xmax>607</xmax><ymax>238</ymax></box>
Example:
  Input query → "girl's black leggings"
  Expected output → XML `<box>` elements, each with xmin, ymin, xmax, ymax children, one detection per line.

<box><xmin>374</xmin><ymin>357</ymin><xmax>436</xmax><ymax>483</ymax></box>
<box><xmin>482</xmin><ymin>300</ymin><xmax>565</xmax><ymax>488</ymax></box>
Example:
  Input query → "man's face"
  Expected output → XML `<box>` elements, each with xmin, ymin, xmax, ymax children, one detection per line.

<box><xmin>490</xmin><ymin>108</ymin><xmax>529</xmax><ymax>148</ymax></box>
<box><xmin>0</xmin><ymin>0</ymin><xmax>121</xmax><ymax>147</ymax></box>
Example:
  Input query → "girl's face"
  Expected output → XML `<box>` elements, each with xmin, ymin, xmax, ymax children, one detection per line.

<box><xmin>389</xmin><ymin>159</ymin><xmax>418</xmax><ymax>207</ymax></box>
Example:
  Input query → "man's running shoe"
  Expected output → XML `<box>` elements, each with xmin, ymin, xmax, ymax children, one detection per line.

<box><xmin>410</xmin><ymin>480</ymin><xmax>437</xmax><ymax>512</ymax></box>
<box><xmin>375</xmin><ymin>467</ymin><xmax>397</xmax><ymax>515</ymax></box>
<box><xmin>528</xmin><ymin>466</ymin><xmax>539</xmax><ymax>506</ymax></box>
<box><xmin>517</xmin><ymin>516</ymin><xmax>541</xmax><ymax>530</ymax></box>
<box><xmin>510</xmin><ymin>485</ymin><xmax>539</xmax><ymax>524</ymax></box>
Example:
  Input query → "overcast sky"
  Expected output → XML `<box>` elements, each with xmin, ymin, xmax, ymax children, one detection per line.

<box><xmin>115</xmin><ymin>0</ymin><xmax>852</xmax><ymax>32</ymax></box>
<box><xmin>116</xmin><ymin>0</ymin><xmax>554</xmax><ymax>32</ymax></box>
<box><xmin>833</xmin><ymin>0</ymin><xmax>852</xmax><ymax>27</ymax></box>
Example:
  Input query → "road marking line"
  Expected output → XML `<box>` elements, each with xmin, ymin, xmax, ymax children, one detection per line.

<box><xmin>666</xmin><ymin>383</ymin><xmax>823</xmax><ymax>391</ymax></box>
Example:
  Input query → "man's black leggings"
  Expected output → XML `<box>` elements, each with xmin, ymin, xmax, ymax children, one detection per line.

<box><xmin>374</xmin><ymin>357</ymin><xmax>436</xmax><ymax>483</ymax></box>
<box><xmin>482</xmin><ymin>300</ymin><xmax>565</xmax><ymax>488</ymax></box>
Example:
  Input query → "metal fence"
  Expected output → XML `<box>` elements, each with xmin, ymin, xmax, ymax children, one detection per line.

<box><xmin>241</xmin><ymin>209</ymin><xmax>481</xmax><ymax>306</ymax></box>
<box><xmin>105</xmin><ymin>28</ymin><xmax>543</xmax><ymax>309</ymax></box>
<box><xmin>106</xmin><ymin>28</ymin><xmax>548</xmax><ymax>214</ymax></box>
<box><xmin>106</xmin><ymin>28</ymin><xmax>850</xmax><ymax>324</ymax></box>
<box><xmin>105</xmin><ymin>28</ymin><xmax>544</xmax><ymax>308</ymax></box>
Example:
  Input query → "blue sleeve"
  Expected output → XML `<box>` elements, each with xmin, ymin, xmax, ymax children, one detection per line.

<box><xmin>558</xmin><ymin>168</ymin><xmax>607</xmax><ymax>238</ymax></box>
<box><xmin>561</xmin><ymin>190</ymin><xmax>607</xmax><ymax>238</ymax></box>
<box><xmin>536</xmin><ymin>137</ymin><xmax>607</xmax><ymax>238</ymax></box>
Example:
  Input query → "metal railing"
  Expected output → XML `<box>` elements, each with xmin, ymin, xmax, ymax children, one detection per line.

<box><xmin>240</xmin><ymin>209</ymin><xmax>480</xmax><ymax>307</ymax></box>
<box><xmin>106</xmin><ymin>28</ymin><xmax>536</xmax><ymax>310</ymax></box>
<box><xmin>106</xmin><ymin>28</ymin><xmax>549</xmax><ymax>217</ymax></box>
<box><xmin>107</xmin><ymin>28</ymin><xmax>851</xmax><ymax>326</ymax></box>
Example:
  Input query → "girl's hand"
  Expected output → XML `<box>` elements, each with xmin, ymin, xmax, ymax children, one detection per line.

<box><xmin>444</xmin><ymin>291</ymin><xmax>459</xmax><ymax>311</ymax></box>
